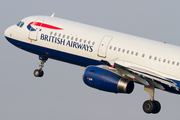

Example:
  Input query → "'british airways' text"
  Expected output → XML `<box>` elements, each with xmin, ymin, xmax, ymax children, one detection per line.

<box><xmin>40</xmin><ymin>34</ymin><xmax>93</xmax><ymax>52</ymax></box>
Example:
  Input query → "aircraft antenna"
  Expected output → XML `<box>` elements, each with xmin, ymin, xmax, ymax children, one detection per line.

<box><xmin>51</xmin><ymin>13</ymin><xmax>55</xmax><ymax>17</ymax></box>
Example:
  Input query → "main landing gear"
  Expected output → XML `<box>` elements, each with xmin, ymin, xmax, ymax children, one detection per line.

<box><xmin>143</xmin><ymin>86</ymin><xmax>161</xmax><ymax>114</ymax></box>
<box><xmin>34</xmin><ymin>56</ymin><xmax>48</xmax><ymax>77</ymax></box>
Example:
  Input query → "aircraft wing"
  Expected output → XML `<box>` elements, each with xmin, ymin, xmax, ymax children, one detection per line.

<box><xmin>101</xmin><ymin>59</ymin><xmax>179</xmax><ymax>91</ymax></box>
<box><xmin>115</xmin><ymin>60</ymin><xmax>179</xmax><ymax>91</ymax></box>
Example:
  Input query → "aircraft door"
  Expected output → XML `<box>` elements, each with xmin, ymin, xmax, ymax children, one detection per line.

<box><xmin>97</xmin><ymin>36</ymin><xmax>113</xmax><ymax>58</ymax></box>
<box><xmin>28</xmin><ymin>19</ymin><xmax>44</xmax><ymax>41</ymax></box>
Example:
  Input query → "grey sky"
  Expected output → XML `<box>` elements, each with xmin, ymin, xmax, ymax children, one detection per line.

<box><xmin>1</xmin><ymin>0</ymin><xmax>180</xmax><ymax>119</ymax></box>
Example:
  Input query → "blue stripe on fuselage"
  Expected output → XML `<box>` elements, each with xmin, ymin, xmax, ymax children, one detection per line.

<box><xmin>5</xmin><ymin>36</ymin><xmax>103</xmax><ymax>67</ymax></box>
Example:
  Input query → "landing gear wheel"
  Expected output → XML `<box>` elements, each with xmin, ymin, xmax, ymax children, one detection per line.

<box><xmin>34</xmin><ymin>56</ymin><xmax>48</xmax><ymax>77</ymax></box>
<box><xmin>143</xmin><ymin>100</ymin><xmax>155</xmax><ymax>114</ymax></box>
<box><xmin>34</xmin><ymin>69</ymin><xmax>44</xmax><ymax>77</ymax></box>
<box><xmin>143</xmin><ymin>86</ymin><xmax>161</xmax><ymax>114</ymax></box>
<box><xmin>152</xmin><ymin>100</ymin><xmax>161</xmax><ymax>114</ymax></box>
<box><xmin>39</xmin><ymin>70</ymin><xmax>44</xmax><ymax>77</ymax></box>
<box><xmin>143</xmin><ymin>100</ymin><xmax>161</xmax><ymax>114</ymax></box>
<box><xmin>34</xmin><ymin>69</ymin><xmax>40</xmax><ymax>77</ymax></box>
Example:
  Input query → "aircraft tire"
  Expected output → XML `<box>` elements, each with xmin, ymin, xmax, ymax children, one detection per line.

<box><xmin>34</xmin><ymin>69</ymin><xmax>40</xmax><ymax>77</ymax></box>
<box><xmin>34</xmin><ymin>69</ymin><xmax>44</xmax><ymax>77</ymax></box>
<box><xmin>152</xmin><ymin>100</ymin><xmax>161</xmax><ymax>114</ymax></box>
<box><xmin>143</xmin><ymin>100</ymin><xmax>155</xmax><ymax>114</ymax></box>
<box><xmin>39</xmin><ymin>70</ymin><xmax>44</xmax><ymax>77</ymax></box>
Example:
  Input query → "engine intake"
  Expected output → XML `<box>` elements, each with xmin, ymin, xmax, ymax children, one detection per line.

<box><xmin>83</xmin><ymin>66</ymin><xmax>134</xmax><ymax>94</ymax></box>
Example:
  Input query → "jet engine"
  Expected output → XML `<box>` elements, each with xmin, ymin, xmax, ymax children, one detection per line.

<box><xmin>83</xmin><ymin>66</ymin><xmax>134</xmax><ymax>94</ymax></box>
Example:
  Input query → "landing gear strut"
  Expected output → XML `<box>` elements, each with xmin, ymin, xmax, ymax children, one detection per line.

<box><xmin>143</xmin><ymin>86</ymin><xmax>161</xmax><ymax>114</ymax></box>
<box><xmin>34</xmin><ymin>56</ymin><xmax>48</xmax><ymax>77</ymax></box>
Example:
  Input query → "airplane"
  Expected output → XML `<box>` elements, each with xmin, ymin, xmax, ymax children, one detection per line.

<box><xmin>4</xmin><ymin>14</ymin><xmax>180</xmax><ymax>114</ymax></box>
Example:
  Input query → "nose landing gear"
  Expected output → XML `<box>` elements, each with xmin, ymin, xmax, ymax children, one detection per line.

<box><xmin>34</xmin><ymin>56</ymin><xmax>48</xmax><ymax>77</ymax></box>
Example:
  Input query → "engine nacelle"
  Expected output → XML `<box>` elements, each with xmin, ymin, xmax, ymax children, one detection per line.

<box><xmin>83</xmin><ymin>66</ymin><xmax>134</xmax><ymax>94</ymax></box>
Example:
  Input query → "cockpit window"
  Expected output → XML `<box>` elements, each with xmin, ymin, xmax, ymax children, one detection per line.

<box><xmin>20</xmin><ymin>22</ymin><xmax>24</xmax><ymax>27</ymax></box>
<box><xmin>16</xmin><ymin>21</ymin><xmax>24</xmax><ymax>27</ymax></box>
<box><xmin>17</xmin><ymin>21</ymin><xmax>21</xmax><ymax>26</ymax></box>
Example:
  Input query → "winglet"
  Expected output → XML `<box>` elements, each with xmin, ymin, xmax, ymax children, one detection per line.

<box><xmin>51</xmin><ymin>13</ymin><xmax>55</xmax><ymax>17</ymax></box>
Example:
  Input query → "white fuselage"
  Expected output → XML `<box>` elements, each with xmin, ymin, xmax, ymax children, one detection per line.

<box><xmin>4</xmin><ymin>15</ymin><xmax>180</xmax><ymax>84</ymax></box>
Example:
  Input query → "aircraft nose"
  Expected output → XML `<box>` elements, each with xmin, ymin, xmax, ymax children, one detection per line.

<box><xmin>4</xmin><ymin>25</ymin><xmax>13</xmax><ymax>38</ymax></box>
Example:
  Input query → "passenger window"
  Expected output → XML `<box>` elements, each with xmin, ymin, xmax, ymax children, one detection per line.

<box><xmin>149</xmin><ymin>56</ymin><xmax>152</xmax><ymax>59</ymax></box>
<box><xmin>177</xmin><ymin>62</ymin><xmax>179</xmax><ymax>66</ymax></box>
<box><xmin>92</xmin><ymin>42</ymin><xmax>95</xmax><ymax>45</ymax></box>
<box><xmin>131</xmin><ymin>51</ymin><xmax>134</xmax><ymax>55</ymax></box>
<box><xmin>88</xmin><ymin>41</ymin><xmax>91</xmax><ymax>44</ymax></box>
<box><xmin>67</xmin><ymin>36</ymin><xmax>69</xmax><ymax>39</ymax></box>
<box><xmin>63</xmin><ymin>35</ymin><xmax>65</xmax><ymax>38</ymax></box>
<box><xmin>135</xmin><ymin>52</ymin><xmax>138</xmax><ymax>56</ymax></box>
<box><xmin>80</xmin><ymin>39</ymin><xmax>82</xmax><ymax>42</ymax></box>
<box><xmin>54</xmin><ymin>33</ymin><xmax>57</xmax><ymax>36</ymax></box>
<box><xmin>118</xmin><ymin>48</ymin><xmax>121</xmax><ymax>52</ymax></box>
<box><xmin>59</xmin><ymin>34</ymin><xmax>61</xmax><ymax>37</ymax></box>
<box><xmin>71</xmin><ymin>37</ymin><xmax>74</xmax><ymax>40</ymax></box>
<box><xmin>50</xmin><ymin>32</ymin><xmax>53</xmax><ymax>35</ymax></box>
<box><xmin>75</xmin><ymin>38</ymin><xmax>78</xmax><ymax>41</ymax></box>
<box><xmin>159</xmin><ymin>58</ymin><xmax>161</xmax><ymax>62</ymax></box>
<box><xmin>168</xmin><ymin>60</ymin><xmax>170</xmax><ymax>64</ymax></box>
<box><xmin>109</xmin><ymin>46</ymin><xmax>112</xmax><ymax>49</ymax></box>
<box><xmin>154</xmin><ymin>57</ymin><xmax>157</xmax><ymax>60</ymax></box>
<box><xmin>127</xmin><ymin>50</ymin><xmax>129</xmax><ymax>54</ymax></box>
<box><xmin>122</xmin><ymin>49</ymin><xmax>125</xmax><ymax>53</ymax></box>
<box><xmin>172</xmin><ymin>61</ymin><xmax>175</xmax><ymax>65</ymax></box>
<box><xmin>114</xmin><ymin>47</ymin><xmax>116</xmax><ymax>51</ymax></box>
<box><xmin>84</xmin><ymin>40</ymin><xmax>86</xmax><ymax>43</ymax></box>
<box><xmin>163</xmin><ymin>59</ymin><xmax>166</xmax><ymax>63</ymax></box>
<box><xmin>142</xmin><ymin>54</ymin><xmax>145</xmax><ymax>57</ymax></box>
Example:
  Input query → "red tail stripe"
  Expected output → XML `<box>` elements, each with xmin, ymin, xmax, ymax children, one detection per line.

<box><xmin>29</xmin><ymin>22</ymin><xmax>63</xmax><ymax>30</ymax></box>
